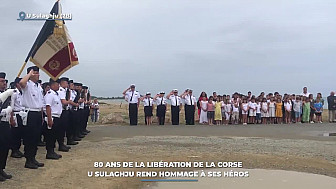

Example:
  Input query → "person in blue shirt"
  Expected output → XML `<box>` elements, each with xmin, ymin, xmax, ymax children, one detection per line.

<box><xmin>314</xmin><ymin>98</ymin><xmax>323</xmax><ymax>123</ymax></box>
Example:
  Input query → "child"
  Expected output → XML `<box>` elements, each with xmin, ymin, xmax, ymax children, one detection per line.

<box><xmin>293</xmin><ymin>96</ymin><xmax>302</xmax><ymax>123</ymax></box>
<box><xmin>275</xmin><ymin>98</ymin><xmax>283</xmax><ymax>124</ymax></box>
<box><xmin>269</xmin><ymin>97</ymin><xmax>276</xmax><ymax>124</ymax></box>
<box><xmin>225</xmin><ymin>100</ymin><xmax>232</xmax><ymax>125</ymax></box>
<box><xmin>222</xmin><ymin>99</ymin><xmax>227</xmax><ymax>124</ymax></box>
<box><xmin>241</xmin><ymin>98</ymin><xmax>249</xmax><ymax>125</ymax></box>
<box><xmin>248</xmin><ymin>98</ymin><xmax>257</xmax><ymax>124</ymax></box>
<box><xmin>284</xmin><ymin>98</ymin><xmax>292</xmax><ymax>124</ymax></box>
<box><xmin>199</xmin><ymin>96</ymin><xmax>208</xmax><ymax>124</ymax></box>
<box><xmin>214</xmin><ymin>96</ymin><xmax>223</xmax><ymax>125</ymax></box>
<box><xmin>309</xmin><ymin>94</ymin><xmax>315</xmax><ymax>123</ymax></box>
<box><xmin>231</xmin><ymin>99</ymin><xmax>239</xmax><ymax>125</ymax></box>
<box><xmin>256</xmin><ymin>98</ymin><xmax>262</xmax><ymax>124</ymax></box>
<box><xmin>261</xmin><ymin>98</ymin><xmax>269</xmax><ymax>124</ymax></box>
<box><xmin>314</xmin><ymin>98</ymin><xmax>323</xmax><ymax>123</ymax></box>
<box><xmin>207</xmin><ymin>96</ymin><xmax>215</xmax><ymax>125</ymax></box>
<box><xmin>302</xmin><ymin>97</ymin><xmax>311</xmax><ymax>123</ymax></box>
<box><xmin>141</xmin><ymin>92</ymin><xmax>154</xmax><ymax>125</ymax></box>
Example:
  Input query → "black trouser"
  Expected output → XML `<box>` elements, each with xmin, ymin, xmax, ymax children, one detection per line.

<box><xmin>67</xmin><ymin>110</ymin><xmax>76</xmax><ymax>140</ymax></box>
<box><xmin>77</xmin><ymin>109</ymin><xmax>85</xmax><ymax>136</ymax></box>
<box><xmin>10</xmin><ymin>114</ymin><xmax>24</xmax><ymax>151</ymax></box>
<box><xmin>184</xmin><ymin>105</ymin><xmax>187</xmax><ymax>122</ymax></box>
<box><xmin>58</xmin><ymin>110</ymin><xmax>69</xmax><ymax>144</ymax></box>
<box><xmin>157</xmin><ymin>105</ymin><xmax>166</xmax><ymax>125</ymax></box>
<box><xmin>45</xmin><ymin>117</ymin><xmax>61</xmax><ymax>151</ymax></box>
<box><xmin>185</xmin><ymin>105</ymin><xmax>195</xmax><ymax>125</ymax></box>
<box><xmin>23</xmin><ymin>111</ymin><xmax>43</xmax><ymax>159</ymax></box>
<box><xmin>0</xmin><ymin>121</ymin><xmax>10</xmax><ymax>169</ymax></box>
<box><xmin>129</xmin><ymin>103</ymin><xmax>138</xmax><ymax>125</ymax></box>
<box><xmin>171</xmin><ymin>106</ymin><xmax>180</xmax><ymax>125</ymax></box>
<box><xmin>83</xmin><ymin>107</ymin><xmax>90</xmax><ymax>131</ymax></box>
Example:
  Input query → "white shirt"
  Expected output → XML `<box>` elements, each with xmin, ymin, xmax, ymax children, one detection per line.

<box><xmin>169</xmin><ymin>95</ymin><xmax>181</xmax><ymax>106</ymax></box>
<box><xmin>0</xmin><ymin>90</ymin><xmax>11</xmax><ymax>121</ymax></box>
<box><xmin>301</xmin><ymin>92</ymin><xmax>310</xmax><ymax>97</ymax></box>
<box><xmin>21</xmin><ymin>80</ymin><xmax>44</xmax><ymax>109</ymax></box>
<box><xmin>142</xmin><ymin>97</ymin><xmax>153</xmax><ymax>107</ymax></box>
<box><xmin>91</xmin><ymin>102</ymin><xmax>99</xmax><ymax>109</ymax></box>
<box><xmin>12</xmin><ymin>90</ymin><xmax>24</xmax><ymax>112</ymax></box>
<box><xmin>256</xmin><ymin>103</ymin><xmax>261</xmax><ymax>113</ymax></box>
<box><xmin>284</xmin><ymin>102</ymin><xmax>292</xmax><ymax>111</ymax></box>
<box><xmin>225</xmin><ymin>104</ymin><xmax>232</xmax><ymax>113</ymax></box>
<box><xmin>58</xmin><ymin>87</ymin><xmax>66</xmax><ymax>100</ymax></box>
<box><xmin>184</xmin><ymin>94</ymin><xmax>196</xmax><ymax>105</ymax></box>
<box><xmin>249</xmin><ymin>102</ymin><xmax>257</xmax><ymax>110</ymax></box>
<box><xmin>79</xmin><ymin>101</ymin><xmax>84</xmax><ymax>109</ymax></box>
<box><xmin>58</xmin><ymin>87</ymin><xmax>70</xmax><ymax>109</ymax></box>
<box><xmin>293</xmin><ymin>101</ymin><xmax>302</xmax><ymax>112</ymax></box>
<box><xmin>232</xmin><ymin>102</ymin><xmax>239</xmax><ymax>112</ymax></box>
<box><xmin>125</xmin><ymin>90</ymin><xmax>140</xmax><ymax>104</ymax></box>
<box><xmin>155</xmin><ymin>97</ymin><xmax>167</xmax><ymax>105</ymax></box>
<box><xmin>44</xmin><ymin>89</ymin><xmax>62</xmax><ymax>116</ymax></box>
<box><xmin>69</xmin><ymin>89</ymin><xmax>77</xmax><ymax>109</ymax></box>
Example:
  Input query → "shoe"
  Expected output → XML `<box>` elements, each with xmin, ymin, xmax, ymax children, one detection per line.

<box><xmin>67</xmin><ymin>140</ymin><xmax>79</xmax><ymax>145</ymax></box>
<box><xmin>85</xmin><ymin>129</ymin><xmax>91</xmax><ymax>133</ymax></box>
<box><xmin>33</xmin><ymin>159</ymin><xmax>44</xmax><ymax>167</ymax></box>
<box><xmin>59</xmin><ymin>143</ymin><xmax>71</xmax><ymax>150</ymax></box>
<box><xmin>73</xmin><ymin>137</ymin><xmax>82</xmax><ymax>141</ymax></box>
<box><xmin>46</xmin><ymin>152</ymin><xmax>60</xmax><ymax>160</ymax></box>
<box><xmin>81</xmin><ymin>132</ymin><xmax>88</xmax><ymax>135</ymax></box>
<box><xmin>0</xmin><ymin>174</ymin><xmax>5</xmax><ymax>182</ymax></box>
<box><xmin>58</xmin><ymin>145</ymin><xmax>70</xmax><ymax>152</ymax></box>
<box><xmin>37</xmin><ymin>141</ymin><xmax>46</xmax><ymax>147</ymax></box>
<box><xmin>0</xmin><ymin>170</ymin><xmax>12</xmax><ymax>179</ymax></box>
<box><xmin>310</xmin><ymin>121</ymin><xmax>314</xmax><ymax>124</ymax></box>
<box><xmin>78</xmin><ymin>134</ymin><xmax>85</xmax><ymax>138</ymax></box>
<box><xmin>25</xmin><ymin>160</ymin><xmax>38</xmax><ymax>169</ymax></box>
<box><xmin>56</xmin><ymin>153</ymin><xmax>62</xmax><ymax>158</ymax></box>
<box><xmin>11</xmin><ymin>150</ymin><xmax>23</xmax><ymax>158</ymax></box>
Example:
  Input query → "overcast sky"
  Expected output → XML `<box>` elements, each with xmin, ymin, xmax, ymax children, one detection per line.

<box><xmin>1</xmin><ymin>0</ymin><xmax>335</xmax><ymax>97</ymax></box>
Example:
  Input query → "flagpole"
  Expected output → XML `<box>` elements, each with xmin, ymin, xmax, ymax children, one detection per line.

<box><xmin>17</xmin><ymin>61</ymin><xmax>28</xmax><ymax>77</ymax></box>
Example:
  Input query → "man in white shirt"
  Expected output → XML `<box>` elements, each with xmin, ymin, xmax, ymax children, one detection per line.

<box><xmin>75</xmin><ymin>83</ymin><xmax>85</xmax><ymax>139</ymax></box>
<box><xmin>9</xmin><ymin>77</ymin><xmax>25</xmax><ymax>159</ymax></box>
<box><xmin>167</xmin><ymin>89</ymin><xmax>181</xmax><ymax>125</ymax></box>
<box><xmin>64</xmin><ymin>79</ymin><xmax>79</xmax><ymax>145</ymax></box>
<box><xmin>44</xmin><ymin>78</ymin><xmax>63</xmax><ymax>160</ymax></box>
<box><xmin>57</xmin><ymin>77</ymin><xmax>72</xmax><ymax>151</ymax></box>
<box><xmin>123</xmin><ymin>84</ymin><xmax>140</xmax><ymax>125</ymax></box>
<box><xmin>70</xmin><ymin>82</ymin><xmax>81</xmax><ymax>142</ymax></box>
<box><xmin>0</xmin><ymin>72</ymin><xmax>14</xmax><ymax>181</ymax></box>
<box><xmin>19</xmin><ymin>66</ymin><xmax>45</xmax><ymax>169</ymax></box>
<box><xmin>301</xmin><ymin>87</ymin><xmax>310</xmax><ymax>97</ymax></box>
<box><xmin>182</xmin><ymin>89</ymin><xmax>197</xmax><ymax>125</ymax></box>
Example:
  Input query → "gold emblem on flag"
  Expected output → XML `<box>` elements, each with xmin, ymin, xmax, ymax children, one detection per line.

<box><xmin>48</xmin><ymin>60</ymin><xmax>60</xmax><ymax>70</ymax></box>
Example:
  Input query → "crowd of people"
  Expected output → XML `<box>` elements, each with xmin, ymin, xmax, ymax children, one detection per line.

<box><xmin>123</xmin><ymin>85</ymin><xmax>336</xmax><ymax>126</ymax></box>
<box><xmin>0</xmin><ymin>66</ymin><xmax>92</xmax><ymax>182</ymax></box>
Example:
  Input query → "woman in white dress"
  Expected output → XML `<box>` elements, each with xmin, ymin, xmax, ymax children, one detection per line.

<box><xmin>269</xmin><ymin>97</ymin><xmax>276</xmax><ymax>124</ymax></box>
<box><xmin>261</xmin><ymin>98</ymin><xmax>269</xmax><ymax>124</ymax></box>
<box><xmin>199</xmin><ymin>96</ymin><xmax>208</xmax><ymax>124</ymax></box>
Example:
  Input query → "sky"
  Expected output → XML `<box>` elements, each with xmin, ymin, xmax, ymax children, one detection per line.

<box><xmin>0</xmin><ymin>0</ymin><xmax>335</xmax><ymax>97</ymax></box>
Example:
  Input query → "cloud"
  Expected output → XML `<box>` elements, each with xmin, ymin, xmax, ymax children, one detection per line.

<box><xmin>0</xmin><ymin>0</ymin><xmax>335</xmax><ymax>97</ymax></box>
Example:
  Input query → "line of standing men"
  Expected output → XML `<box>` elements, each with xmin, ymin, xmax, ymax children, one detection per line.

<box><xmin>122</xmin><ymin>85</ymin><xmax>197</xmax><ymax>126</ymax></box>
<box><xmin>0</xmin><ymin>66</ymin><xmax>91</xmax><ymax>182</ymax></box>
